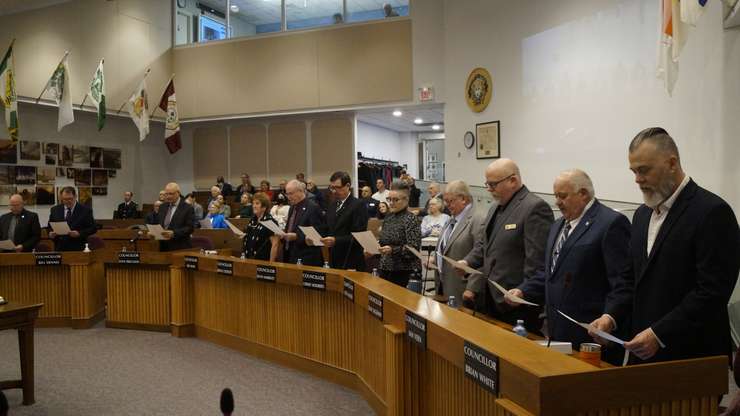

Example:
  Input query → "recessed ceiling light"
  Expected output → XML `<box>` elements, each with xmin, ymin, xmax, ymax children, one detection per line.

<box><xmin>414</xmin><ymin>118</ymin><xmax>423</xmax><ymax>124</ymax></box>
<box><xmin>230</xmin><ymin>4</ymin><xmax>239</xmax><ymax>13</ymax></box>
<box><xmin>432</xmin><ymin>124</ymin><xmax>441</xmax><ymax>130</ymax></box>
<box><xmin>392</xmin><ymin>110</ymin><xmax>403</xmax><ymax>117</ymax></box>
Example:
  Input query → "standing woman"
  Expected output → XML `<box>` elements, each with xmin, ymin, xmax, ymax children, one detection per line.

<box><xmin>243</xmin><ymin>192</ymin><xmax>280</xmax><ymax>261</ymax></box>
<box><xmin>374</xmin><ymin>180</ymin><xmax>421</xmax><ymax>287</ymax></box>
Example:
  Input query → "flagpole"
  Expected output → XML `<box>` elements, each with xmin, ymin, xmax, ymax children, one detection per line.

<box><xmin>150</xmin><ymin>73</ymin><xmax>175</xmax><ymax>118</ymax></box>
<box><xmin>116</xmin><ymin>68</ymin><xmax>151</xmax><ymax>114</ymax></box>
<box><xmin>80</xmin><ymin>58</ymin><xmax>103</xmax><ymax>109</ymax></box>
<box><xmin>35</xmin><ymin>50</ymin><xmax>70</xmax><ymax>104</ymax></box>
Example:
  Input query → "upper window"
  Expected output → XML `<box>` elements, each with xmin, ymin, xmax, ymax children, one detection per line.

<box><xmin>286</xmin><ymin>0</ymin><xmax>343</xmax><ymax>31</ymax></box>
<box><xmin>346</xmin><ymin>1</ymin><xmax>409</xmax><ymax>23</ymax></box>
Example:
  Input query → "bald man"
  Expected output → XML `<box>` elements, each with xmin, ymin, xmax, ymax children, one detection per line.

<box><xmin>459</xmin><ymin>159</ymin><xmax>554</xmax><ymax>330</ymax></box>
<box><xmin>283</xmin><ymin>179</ymin><xmax>324</xmax><ymax>266</ymax></box>
<box><xmin>0</xmin><ymin>194</ymin><xmax>41</xmax><ymax>252</ymax></box>
<box><xmin>157</xmin><ymin>182</ymin><xmax>194</xmax><ymax>251</ymax></box>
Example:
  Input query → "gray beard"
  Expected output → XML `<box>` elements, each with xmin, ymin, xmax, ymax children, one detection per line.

<box><xmin>642</xmin><ymin>178</ymin><xmax>677</xmax><ymax>209</ymax></box>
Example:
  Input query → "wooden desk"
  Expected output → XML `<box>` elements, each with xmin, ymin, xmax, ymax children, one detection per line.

<box><xmin>0</xmin><ymin>302</ymin><xmax>43</xmax><ymax>405</ymax></box>
<box><xmin>0</xmin><ymin>253</ymin><xmax>105</xmax><ymax>328</ymax></box>
<box><xmin>40</xmin><ymin>229</ymin><xmax>160</xmax><ymax>252</ymax></box>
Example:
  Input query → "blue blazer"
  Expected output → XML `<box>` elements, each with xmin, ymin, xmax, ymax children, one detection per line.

<box><xmin>518</xmin><ymin>199</ymin><xmax>633</xmax><ymax>349</ymax></box>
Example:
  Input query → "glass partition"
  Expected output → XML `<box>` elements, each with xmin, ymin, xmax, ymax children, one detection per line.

<box><xmin>285</xmin><ymin>0</ymin><xmax>343</xmax><ymax>30</ymax></box>
<box><xmin>346</xmin><ymin>0</ymin><xmax>409</xmax><ymax>23</ymax></box>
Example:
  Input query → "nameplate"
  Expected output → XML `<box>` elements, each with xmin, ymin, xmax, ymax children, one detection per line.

<box><xmin>463</xmin><ymin>341</ymin><xmax>499</xmax><ymax>395</ymax></box>
<box><xmin>368</xmin><ymin>291</ymin><xmax>383</xmax><ymax>320</ymax></box>
<box><xmin>302</xmin><ymin>271</ymin><xmax>326</xmax><ymax>291</ymax></box>
<box><xmin>35</xmin><ymin>252</ymin><xmax>62</xmax><ymax>266</ymax></box>
<box><xmin>256</xmin><ymin>265</ymin><xmax>276</xmax><ymax>282</ymax></box>
<box><xmin>217</xmin><ymin>260</ymin><xmax>233</xmax><ymax>276</ymax></box>
<box><xmin>184</xmin><ymin>256</ymin><xmax>198</xmax><ymax>270</ymax></box>
<box><xmin>118</xmin><ymin>251</ymin><xmax>141</xmax><ymax>264</ymax></box>
<box><xmin>405</xmin><ymin>311</ymin><xmax>427</xmax><ymax>349</ymax></box>
<box><xmin>342</xmin><ymin>278</ymin><xmax>355</xmax><ymax>302</ymax></box>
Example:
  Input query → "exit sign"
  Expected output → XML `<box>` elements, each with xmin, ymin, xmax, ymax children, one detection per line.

<box><xmin>419</xmin><ymin>86</ymin><xmax>434</xmax><ymax>102</ymax></box>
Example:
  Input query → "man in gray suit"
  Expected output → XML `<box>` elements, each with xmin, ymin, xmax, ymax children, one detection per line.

<box><xmin>434</xmin><ymin>180</ymin><xmax>484</xmax><ymax>304</ymax></box>
<box><xmin>458</xmin><ymin>159</ymin><xmax>554</xmax><ymax>330</ymax></box>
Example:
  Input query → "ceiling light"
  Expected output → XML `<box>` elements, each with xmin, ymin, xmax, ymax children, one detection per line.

<box><xmin>392</xmin><ymin>110</ymin><xmax>403</xmax><ymax>117</ymax></box>
<box><xmin>432</xmin><ymin>124</ymin><xmax>441</xmax><ymax>130</ymax></box>
<box><xmin>230</xmin><ymin>4</ymin><xmax>239</xmax><ymax>13</ymax></box>
<box><xmin>414</xmin><ymin>118</ymin><xmax>423</xmax><ymax>124</ymax></box>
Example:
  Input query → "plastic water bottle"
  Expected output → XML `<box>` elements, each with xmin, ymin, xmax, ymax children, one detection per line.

<box><xmin>512</xmin><ymin>319</ymin><xmax>528</xmax><ymax>337</ymax></box>
<box><xmin>323</xmin><ymin>261</ymin><xmax>330</xmax><ymax>269</ymax></box>
<box><xmin>83</xmin><ymin>243</ymin><xmax>91</xmax><ymax>253</ymax></box>
<box><xmin>372</xmin><ymin>268</ymin><xmax>379</xmax><ymax>277</ymax></box>
<box><xmin>447</xmin><ymin>295</ymin><xmax>459</xmax><ymax>309</ymax></box>
<box><xmin>240</xmin><ymin>252</ymin><xmax>246</xmax><ymax>260</ymax></box>
<box><xmin>296</xmin><ymin>258</ymin><xmax>303</xmax><ymax>265</ymax></box>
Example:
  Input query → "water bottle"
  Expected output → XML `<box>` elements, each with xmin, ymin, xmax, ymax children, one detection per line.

<box><xmin>372</xmin><ymin>268</ymin><xmax>379</xmax><ymax>277</ymax></box>
<box><xmin>83</xmin><ymin>243</ymin><xmax>91</xmax><ymax>253</ymax></box>
<box><xmin>447</xmin><ymin>295</ymin><xmax>459</xmax><ymax>309</ymax></box>
<box><xmin>296</xmin><ymin>258</ymin><xmax>303</xmax><ymax>265</ymax></box>
<box><xmin>240</xmin><ymin>252</ymin><xmax>246</xmax><ymax>260</ymax></box>
<box><xmin>323</xmin><ymin>261</ymin><xmax>330</xmax><ymax>269</ymax></box>
<box><xmin>200</xmin><ymin>248</ymin><xmax>205</xmax><ymax>255</ymax></box>
<box><xmin>512</xmin><ymin>319</ymin><xmax>528</xmax><ymax>337</ymax></box>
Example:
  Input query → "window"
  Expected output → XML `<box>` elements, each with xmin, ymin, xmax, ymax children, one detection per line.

<box><xmin>200</xmin><ymin>15</ymin><xmax>227</xmax><ymax>42</ymax></box>
<box><xmin>285</xmin><ymin>0</ymin><xmax>343</xmax><ymax>31</ymax></box>
<box><xmin>346</xmin><ymin>0</ymin><xmax>409</xmax><ymax>23</ymax></box>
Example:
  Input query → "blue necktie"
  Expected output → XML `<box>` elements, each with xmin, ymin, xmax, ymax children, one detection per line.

<box><xmin>551</xmin><ymin>222</ymin><xmax>571</xmax><ymax>273</ymax></box>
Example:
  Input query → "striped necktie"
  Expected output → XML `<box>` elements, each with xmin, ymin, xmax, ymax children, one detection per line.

<box><xmin>550</xmin><ymin>222</ymin><xmax>572</xmax><ymax>273</ymax></box>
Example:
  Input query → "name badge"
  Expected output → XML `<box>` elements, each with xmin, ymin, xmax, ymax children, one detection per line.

<box><xmin>504</xmin><ymin>224</ymin><xmax>517</xmax><ymax>230</ymax></box>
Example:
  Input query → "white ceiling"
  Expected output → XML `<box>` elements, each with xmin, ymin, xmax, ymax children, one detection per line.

<box><xmin>0</xmin><ymin>0</ymin><xmax>72</xmax><ymax>16</ymax></box>
<box><xmin>357</xmin><ymin>104</ymin><xmax>444</xmax><ymax>133</ymax></box>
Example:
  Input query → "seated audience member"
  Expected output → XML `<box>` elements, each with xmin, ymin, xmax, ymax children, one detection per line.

<box><xmin>185</xmin><ymin>193</ymin><xmax>204</xmax><ymax>221</ymax></box>
<box><xmin>376</xmin><ymin>201</ymin><xmax>389</xmax><ymax>219</ymax></box>
<box><xmin>270</xmin><ymin>193</ymin><xmax>290</xmax><ymax>229</ymax></box>
<box><xmin>359</xmin><ymin>186</ymin><xmax>378</xmax><ymax>217</ymax></box>
<box><xmin>235</xmin><ymin>173</ymin><xmax>256</xmax><ymax>197</ymax></box>
<box><xmin>157</xmin><ymin>182</ymin><xmax>194</xmax><ymax>251</ymax></box>
<box><xmin>260</xmin><ymin>180</ymin><xmax>274</xmax><ymax>201</ymax></box>
<box><xmin>384</xmin><ymin>3</ymin><xmax>399</xmax><ymax>17</ymax></box>
<box><xmin>206</xmin><ymin>201</ymin><xmax>228</xmax><ymax>229</ymax></box>
<box><xmin>47</xmin><ymin>186</ymin><xmax>97</xmax><ymax>252</ymax></box>
<box><xmin>146</xmin><ymin>200</ymin><xmax>162</xmax><ymax>225</ymax></box>
<box><xmin>207</xmin><ymin>186</ymin><xmax>221</xmax><ymax>210</ymax></box>
<box><xmin>216</xmin><ymin>175</ymin><xmax>233</xmax><ymax>197</ymax></box>
<box><xmin>296</xmin><ymin>172</ymin><xmax>306</xmax><ymax>183</ymax></box>
<box><xmin>0</xmin><ymin>194</ymin><xmax>41</xmax><ymax>252</ymax></box>
<box><xmin>407</xmin><ymin>176</ymin><xmax>421</xmax><ymax>207</ymax></box>
<box><xmin>372</xmin><ymin>179</ymin><xmax>390</xmax><ymax>204</ymax></box>
<box><xmin>216</xmin><ymin>194</ymin><xmax>231</xmax><ymax>218</ymax></box>
<box><xmin>333</xmin><ymin>12</ymin><xmax>343</xmax><ymax>24</ymax></box>
<box><xmin>243</xmin><ymin>192</ymin><xmax>280</xmax><ymax>261</ymax></box>
<box><xmin>235</xmin><ymin>193</ymin><xmax>254</xmax><ymax>219</ymax></box>
<box><xmin>305</xmin><ymin>178</ymin><xmax>325</xmax><ymax>210</ymax></box>
<box><xmin>273</xmin><ymin>179</ymin><xmax>288</xmax><ymax>203</ymax></box>
<box><xmin>115</xmin><ymin>191</ymin><xmax>139</xmax><ymax>219</ymax></box>
<box><xmin>420</xmin><ymin>198</ymin><xmax>450</xmax><ymax>237</ymax></box>
<box><xmin>282</xmin><ymin>180</ymin><xmax>324</xmax><ymax>266</ymax></box>
<box><xmin>158</xmin><ymin>189</ymin><xmax>166</xmax><ymax>202</ymax></box>
<box><xmin>419</xmin><ymin>182</ymin><xmax>445</xmax><ymax>216</ymax></box>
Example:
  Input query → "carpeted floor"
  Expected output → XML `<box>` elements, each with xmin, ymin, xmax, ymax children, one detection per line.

<box><xmin>0</xmin><ymin>324</ymin><xmax>375</xmax><ymax>416</ymax></box>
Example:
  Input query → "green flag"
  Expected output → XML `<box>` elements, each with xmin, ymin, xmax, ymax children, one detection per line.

<box><xmin>0</xmin><ymin>41</ymin><xmax>19</xmax><ymax>142</ymax></box>
<box><xmin>86</xmin><ymin>59</ymin><xmax>105</xmax><ymax>131</ymax></box>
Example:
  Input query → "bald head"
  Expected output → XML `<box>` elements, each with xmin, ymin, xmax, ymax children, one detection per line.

<box><xmin>286</xmin><ymin>179</ymin><xmax>306</xmax><ymax>205</ymax></box>
<box><xmin>164</xmin><ymin>182</ymin><xmax>181</xmax><ymax>204</ymax></box>
<box><xmin>484</xmin><ymin>158</ymin><xmax>522</xmax><ymax>205</ymax></box>
<box><xmin>8</xmin><ymin>194</ymin><xmax>23</xmax><ymax>215</ymax></box>
<box><xmin>556</xmin><ymin>169</ymin><xmax>594</xmax><ymax>199</ymax></box>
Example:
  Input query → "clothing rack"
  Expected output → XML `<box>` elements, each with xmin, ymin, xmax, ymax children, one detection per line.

<box><xmin>357</xmin><ymin>152</ymin><xmax>403</xmax><ymax>166</ymax></box>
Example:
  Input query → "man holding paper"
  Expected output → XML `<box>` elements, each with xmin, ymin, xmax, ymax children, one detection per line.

<box><xmin>0</xmin><ymin>194</ymin><xmax>40</xmax><ymax>252</ymax></box>
<box><xmin>47</xmin><ymin>186</ymin><xmax>96</xmax><ymax>252</ymax></box>
<box><xmin>157</xmin><ymin>182</ymin><xmax>194</xmax><ymax>251</ymax></box>
<box><xmin>282</xmin><ymin>180</ymin><xmax>324</xmax><ymax>266</ymax></box>
<box><xmin>319</xmin><ymin>171</ymin><xmax>368</xmax><ymax>271</ymax></box>
<box><xmin>506</xmin><ymin>170</ymin><xmax>633</xmax><ymax>358</ymax></box>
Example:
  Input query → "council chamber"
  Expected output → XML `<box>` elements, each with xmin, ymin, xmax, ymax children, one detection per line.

<box><xmin>0</xmin><ymin>0</ymin><xmax>739</xmax><ymax>415</ymax></box>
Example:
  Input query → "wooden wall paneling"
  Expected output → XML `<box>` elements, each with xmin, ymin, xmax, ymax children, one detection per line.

<box><xmin>170</xmin><ymin>267</ymin><xmax>195</xmax><ymax>337</ymax></box>
<box><xmin>69</xmin><ymin>262</ymin><xmax>106</xmax><ymax>328</ymax></box>
<box><xmin>229</xmin><ymin>124</ymin><xmax>268</xmax><ymax>185</ymax></box>
<box><xmin>267</xmin><ymin>122</ymin><xmax>307</xmax><ymax>185</ymax></box>
<box><xmin>310</xmin><ymin>118</ymin><xmax>353</xmax><ymax>185</ymax></box>
<box><xmin>385</xmin><ymin>324</ymin><xmax>405</xmax><ymax>416</ymax></box>
<box><xmin>0</xmin><ymin>266</ymin><xmax>70</xmax><ymax>321</ymax></box>
<box><xmin>105</xmin><ymin>265</ymin><xmax>171</xmax><ymax>331</ymax></box>
<box><xmin>193</xmin><ymin>126</ymin><xmax>228</xmax><ymax>189</ymax></box>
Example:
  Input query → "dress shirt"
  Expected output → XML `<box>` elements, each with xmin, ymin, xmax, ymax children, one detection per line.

<box><xmin>553</xmin><ymin>199</ymin><xmax>595</xmax><ymax>256</ymax></box>
<box><xmin>436</xmin><ymin>203</ymin><xmax>472</xmax><ymax>271</ymax></box>
<box><xmin>372</xmin><ymin>190</ymin><xmax>390</xmax><ymax>204</ymax></box>
<box><xmin>647</xmin><ymin>174</ymin><xmax>690</xmax><ymax>255</ymax></box>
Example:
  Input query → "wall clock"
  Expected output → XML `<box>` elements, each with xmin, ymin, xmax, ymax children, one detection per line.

<box><xmin>463</xmin><ymin>131</ymin><xmax>475</xmax><ymax>149</ymax></box>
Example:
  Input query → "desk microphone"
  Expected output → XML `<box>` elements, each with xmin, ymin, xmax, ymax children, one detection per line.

<box><xmin>128</xmin><ymin>230</ymin><xmax>144</xmax><ymax>251</ymax></box>
<box><xmin>220</xmin><ymin>388</ymin><xmax>234</xmax><ymax>416</ymax></box>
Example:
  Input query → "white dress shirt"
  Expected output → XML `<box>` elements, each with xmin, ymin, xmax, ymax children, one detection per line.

<box><xmin>371</xmin><ymin>190</ymin><xmax>390</xmax><ymax>204</ymax></box>
<box><xmin>646</xmin><ymin>174</ymin><xmax>690</xmax><ymax>255</ymax></box>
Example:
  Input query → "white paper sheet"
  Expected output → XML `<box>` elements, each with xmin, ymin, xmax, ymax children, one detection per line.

<box><xmin>199</xmin><ymin>218</ymin><xmax>212</xmax><ymax>229</ymax></box>
<box><xmin>352</xmin><ymin>231</ymin><xmax>380</xmax><ymax>255</ymax></box>
<box><xmin>440</xmin><ymin>255</ymin><xmax>483</xmax><ymax>275</ymax></box>
<box><xmin>404</xmin><ymin>245</ymin><xmax>439</xmax><ymax>271</ymax></box>
<box><xmin>0</xmin><ymin>239</ymin><xmax>17</xmax><ymax>250</ymax></box>
<box><xmin>298</xmin><ymin>226</ymin><xmax>324</xmax><ymax>246</ymax></box>
<box><xmin>225</xmin><ymin>220</ymin><xmax>245</xmax><ymax>237</ymax></box>
<box><xmin>556</xmin><ymin>310</ymin><xmax>626</xmax><ymax>345</ymax></box>
<box><xmin>491</xmin><ymin>280</ymin><xmax>539</xmax><ymax>306</ymax></box>
<box><xmin>259</xmin><ymin>220</ymin><xmax>285</xmax><ymax>237</ymax></box>
<box><xmin>146</xmin><ymin>224</ymin><xmax>168</xmax><ymax>240</ymax></box>
<box><xmin>49</xmin><ymin>221</ymin><xmax>71</xmax><ymax>235</ymax></box>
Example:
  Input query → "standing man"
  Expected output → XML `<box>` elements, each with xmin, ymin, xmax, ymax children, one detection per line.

<box><xmin>458</xmin><ymin>159</ymin><xmax>553</xmax><ymax>330</ymax></box>
<box><xmin>435</xmin><ymin>181</ymin><xmax>484</xmax><ymax>304</ymax></box>
<box><xmin>158</xmin><ymin>182</ymin><xmax>194</xmax><ymax>251</ymax></box>
<box><xmin>319</xmin><ymin>171</ymin><xmax>369</xmax><ymax>271</ymax></box>
<box><xmin>372</xmin><ymin>179</ymin><xmax>390</xmax><ymax>204</ymax></box>
<box><xmin>507</xmin><ymin>170</ymin><xmax>633</xmax><ymax>355</ymax></box>
<box><xmin>115</xmin><ymin>191</ymin><xmax>139</xmax><ymax>219</ymax></box>
<box><xmin>0</xmin><ymin>194</ymin><xmax>41</xmax><ymax>252</ymax></box>
<box><xmin>47</xmin><ymin>186</ymin><xmax>97</xmax><ymax>252</ymax></box>
<box><xmin>235</xmin><ymin>173</ymin><xmax>256</xmax><ymax>197</ymax></box>
<box><xmin>282</xmin><ymin>179</ymin><xmax>324</xmax><ymax>266</ymax></box>
<box><xmin>216</xmin><ymin>176</ymin><xmax>233</xmax><ymax>197</ymax></box>
<box><xmin>624</xmin><ymin>127</ymin><xmax>739</xmax><ymax>363</ymax></box>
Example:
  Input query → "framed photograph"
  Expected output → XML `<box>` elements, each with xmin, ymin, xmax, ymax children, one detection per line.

<box><xmin>37</xmin><ymin>167</ymin><xmax>56</xmax><ymax>184</ymax></box>
<box><xmin>44</xmin><ymin>142</ymin><xmax>59</xmax><ymax>156</ymax></box>
<box><xmin>66</xmin><ymin>168</ymin><xmax>75</xmax><ymax>179</ymax></box>
<box><xmin>59</xmin><ymin>144</ymin><xmax>73</xmax><ymax>166</ymax></box>
<box><xmin>56</xmin><ymin>167</ymin><xmax>65</xmax><ymax>177</ymax></box>
<box><xmin>0</xmin><ymin>140</ymin><xmax>18</xmax><ymax>164</ymax></box>
<box><xmin>475</xmin><ymin>121</ymin><xmax>501</xmax><ymax>159</ymax></box>
<box><xmin>89</xmin><ymin>147</ymin><xmax>104</xmax><ymax>168</ymax></box>
<box><xmin>74</xmin><ymin>168</ymin><xmax>91</xmax><ymax>186</ymax></box>
<box><xmin>15</xmin><ymin>166</ymin><xmax>37</xmax><ymax>185</ymax></box>
<box><xmin>78</xmin><ymin>186</ymin><xmax>93</xmax><ymax>208</ymax></box>
<box><xmin>92</xmin><ymin>187</ymin><xmax>107</xmax><ymax>196</ymax></box>
<box><xmin>18</xmin><ymin>186</ymin><xmax>36</xmax><ymax>205</ymax></box>
<box><xmin>92</xmin><ymin>169</ymin><xmax>108</xmax><ymax>186</ymax></box>
<box><xmin>45</xmin><ymin>154</ymin><xmax>57</xmax><ymax>165</ymax></box>
<box><xmin>73</xmin><ymin>145</ymin><xmax>90</xmax><ymax>164</ymax></box>
<box><xmin>36</xmin><ymin>185</ymin><xmax>55</xmax><ymax>205</ymax></box>
<box><xmin>20</xmin><ymin>140</ymin><xmax>41</xmax><ymax>161</ymax></box>
<box><xmin>0</xmin><ymin>185</ymin><xmax>16</xmax><ymax>205</ymax></box>
<box><xmin>0</xmin><ymin>166</ymin><xmax>15</xmax><ymax>185</ymax></box>
<box><xmin>103</xmin><ymin>148</ymin><xmax>121</xmax><ymax>169</ymax></box>
<box><xmin>107</xmin><ymin>169</ymin><xmax>117</xmax><ymax>178</ymax></box>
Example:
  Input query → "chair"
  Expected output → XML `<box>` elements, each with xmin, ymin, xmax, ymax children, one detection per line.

<box><xmin>86</xmin><ymin>235</ymin><xmax>105</xmax><ymax>251</ymax></box>
<box><xmin>190</xmin><ymin>235</ymin><xmax>214</xmax><ymax>251</ymax></box>
<box><xmin>34</xmin><ymin>242</ymin><xmax>51</xmax><ymax>252</ymax></box>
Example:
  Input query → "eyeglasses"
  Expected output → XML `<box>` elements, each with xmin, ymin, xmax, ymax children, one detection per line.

<box><xmin>387</xmin><ymin>196</ymin><xmax>407</xmax><ymax>203</ymax></box>
<box><xmin>329</xmin><ymin>183</ymin><xmax>348</xmax><ymax>192</ymax></box>
<box><xmin>484</xmin><ymin>174</ymin><xmax>514</xmax><ymax>189</ymax></box>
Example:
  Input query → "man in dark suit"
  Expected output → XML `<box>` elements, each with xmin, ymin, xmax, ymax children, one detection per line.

<box><xmin>507</xmin><ymin>170</ymin><xmax>633</xmax><ymax>356</ymax></box>
<box><xmin>318</xmin><ymin>171</ymin><xmax>368</xmax><ymax>271</ymax></box>
<box><xmin>115</xmin><ymin>191</ymin><xmax>139</xmax><ymax>219</ymax></box>
<box><xmin>157</xmin><ymin>182</ymin><xmax>194</xmax><ymax>251</ymax></box>
<box><xmin>145</xmin><ymin>200</ymin><xmax>162</xmax><ymax>225</ymax></box>
<box><xmin>216</xmin><ymin>176</ymin><xmax>233</xmax><ymax>197</ymax></box>
<box><xmin>624</xmin><ymin>128</ymin><xmax>740</xmax><ymax>363</ymax></box>
<box><xmin>282</xmin><ymin>179</ymin><xmax>324</xmax><ymax>266</ymax></box>
<box><xmin>47</xmin><ymin>186</ymin><xmax>96</xmax><ymax>252</ymax></box>
<box><xmin>0</xmin><ymin>194</ymin><xmax>41</xmax><ymax>252</ymax></box>
<box><xmin>235</xmin><ymin>173</ymin><xmax>256</xmax><ymax>197</ymax></box>
<box><xmin>459</xmin><ymin>159</ymin><xmax>554</xmax><ymax>330</ymax></box>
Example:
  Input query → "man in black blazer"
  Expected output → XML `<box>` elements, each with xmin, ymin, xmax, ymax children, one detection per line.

<box><xmin>115</xmin><ymin>191</ymin><xmax>139</xmax><ymax>219</ymax></box>
<box><xmin>624</xmin><ymin>128</ymin><xmax>740</xmax><ymax>363</ymax></box>
<box><xmin>318</xmin><ymin>171</ymin><xmax>369</xmax><ymax>271</ymax></box>
<box><xmin>157</xmin><ymin>182</ymin><xmax>194</xmax><ymax>251</ymax></box>
<box><xmin>0</xmin><ymin>194</ymin><xmax>41</xmax><ymax>252</ymax></box>
<box><xmin>282</xmin><ymin>179</ymin><xmax>324</xmax><ymax>266</ymax></box>
<box><xmin>47</xmin><ymin>186</ymin><xmax>97</xmax><ymax>252</ymax></box>
<box><xmin>508</xmin><ymin>170</ymin><xmax>633</xmax><ymax>358</ymax></box>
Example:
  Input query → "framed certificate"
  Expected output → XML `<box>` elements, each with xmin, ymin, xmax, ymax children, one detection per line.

<box><xmin>475</xmin><ymin>121</ymin><xmax>500</xmax><ymax>159</ymax></box>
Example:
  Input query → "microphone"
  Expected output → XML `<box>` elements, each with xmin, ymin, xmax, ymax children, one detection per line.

<box><xmin>128</xmin><ymin>230</ymin><xmax>144</xmax><ymax>245</ymax></box>
<box><xmin>220</xmin><ymin>388</ymin><xmax>234</xmax><ymax>416</ymax></box>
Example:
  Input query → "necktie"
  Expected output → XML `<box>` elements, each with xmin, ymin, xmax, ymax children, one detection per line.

<box><xmin>336</xmin><ymin>199</ymin><xmax>344</xmax><ymax>213</ymax></box>
<box><xmin>164</xmin><ymin>204</ymin><xmax>175</xmax><ymax>228</ymax></box>
<box><xmin>7</xmin><ymin>215</ymin><xmax>18</xmax><ymax>242</ymax></box>
<box><xmin>551</xmin><ymin>222</ymin><xmax>572</xmax><ymax>273</ymax></box>
<box><xmin>440</xmin><ymin>218</ymin><xmax>456</xmax><ymax>254</ymax></box>
<box><xmin>65</xmin><ymin>207</ymin><xmax>71</xmax><ymax>222</ymax></box>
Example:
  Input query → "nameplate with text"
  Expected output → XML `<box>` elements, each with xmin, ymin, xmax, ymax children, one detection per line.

<box><xmin>184</xmin><ymin>256</ymin><xmax>198</xmax><ymax>270</ymax></box>
<box><xmin>118</xmin><ymin>251</ymin><xmax>141</xmax><ymax>264</ymax></box>
<box><xmin>405</xmin><ymin>311</ymin><xmax>427</xmax><ymax>349</ymax></box>
<box><xmin>368</xmin><ymin>291</ymin><xmax>383</xmax><ymax>320</ymax></box>
<box><xmin>217</xmin><ymin>260</ymin><xmax>233</xmax><ymax>276</ymax></box>
<box><xmin>343</xmin><ymin>278</ymin><xmax>355</xmax><ymax>302</ymax></box>
<box><xmin>463</xmin><ymin>341</ymin><xmax>499</xmax><ymax>395</ymax></box>
<box><xmin>256</xmin><ymin>265</ymin><xmax>276</xmax><ymax>282</ymax></box>
<box><xmin>35</xmin><ymin>252</ymin><xmax>62</xmax><ymax>266</ymax></box>
<box><xmin>302</xmin><ymin>271</ymin><xmax>326</xmax><ymax>291</ymax></box>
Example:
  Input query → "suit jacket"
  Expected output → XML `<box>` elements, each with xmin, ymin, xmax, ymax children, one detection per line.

<box><xmin>285</xmin><ymin>198</ymin><xmax>324</xmax><ymax>266</ymax></box>
<box><xmin>47</xmin><ymin>203</ymin><xmax>97</xmax><ymax>252</ymax></box>
<box><xmin>434</xmin><ymin>204</ymin><xmax>485</xmax><ymax>303</ymax></box>
<box><xmin>630</xmin><ymin>179</ymin><xmax>740</xmax><ymax>363</ymax></box>
<box><xmin>518</xmin><ymin>200</ymin><xmax>633</xmax><ymax>349</ymax></box>
<box><xmin>321</xmin><ymin>195</ymin><xmax>368</xmax><ymax>271</ymax></box>
<box><xmin>0</xmin><ymin>209</ymin><xmax>41</xmax><ymax>252</ymax></box>
<box><xmin>157</xmin><ymin>199</ymin><xmax>194</xmax><ymax>251</ymax></box>
<box><xmin>464</xmin><ymin>186</ymin><xmax>554</xmax><ymax>314</ymax></box>
<box><xmin>115</xmin><ymin>201</ymin><xmax>139</xmax><ymax>219</ymax></box>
